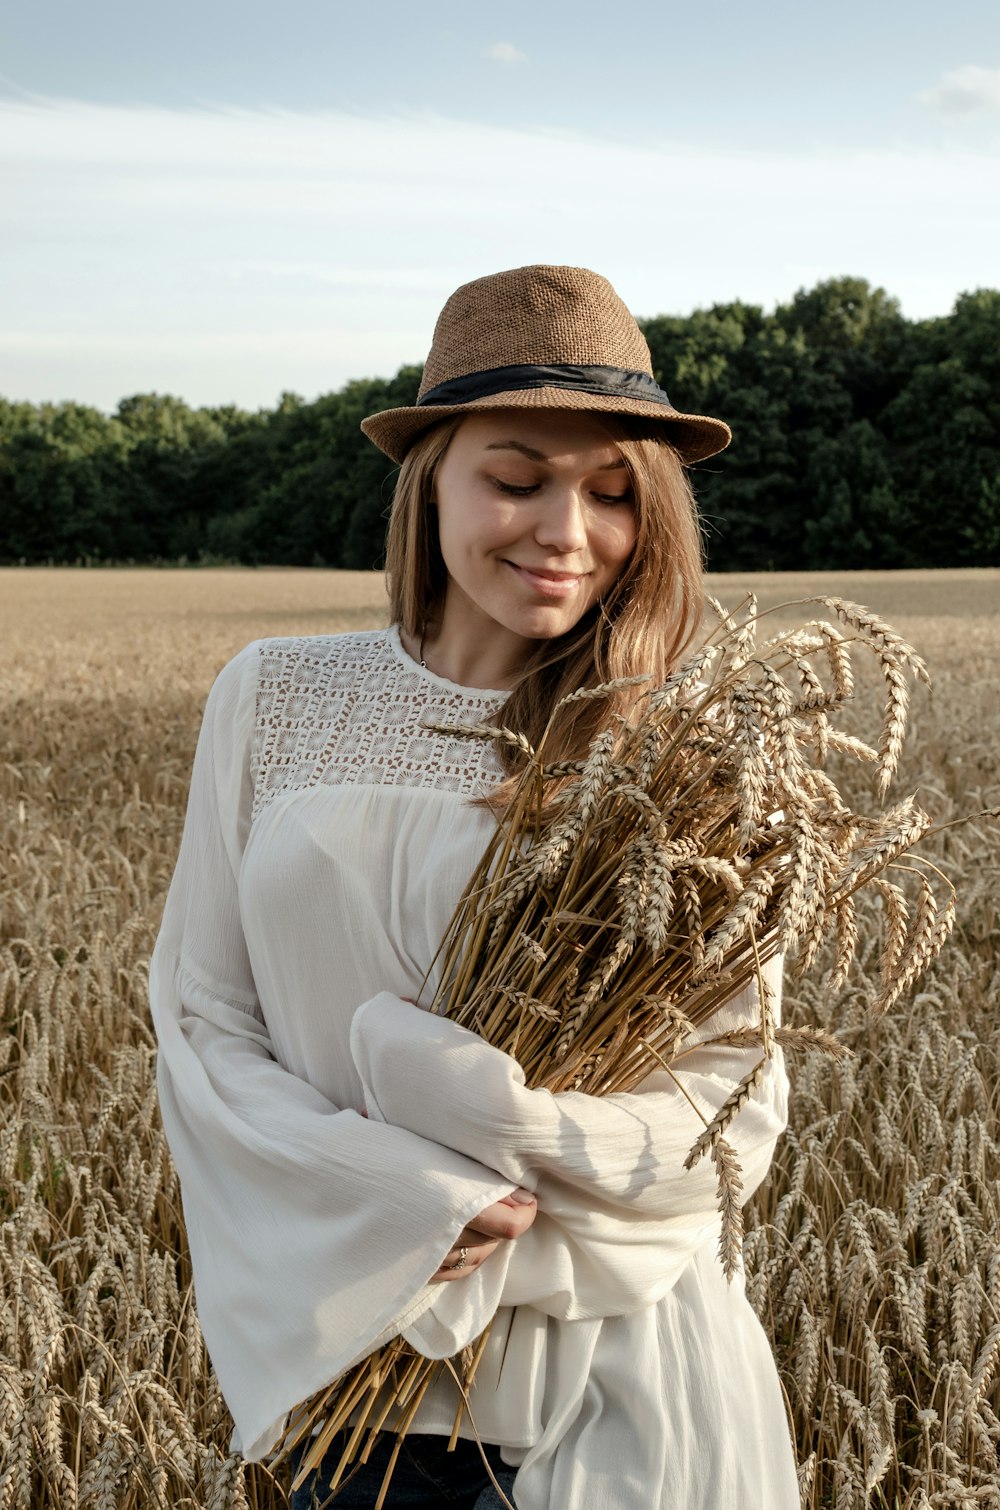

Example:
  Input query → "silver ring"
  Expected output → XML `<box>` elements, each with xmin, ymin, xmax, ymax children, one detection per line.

<box><xmin>450</xmin><ymin>1246</ymin><xmax>469</xmax><ymax>1270</ymax></box>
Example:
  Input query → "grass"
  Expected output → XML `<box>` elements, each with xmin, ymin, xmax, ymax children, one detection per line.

<box><xmin>1</xmin><ymin>566</ymin><xmax>997</xmax><ymax>1509</ymax></box>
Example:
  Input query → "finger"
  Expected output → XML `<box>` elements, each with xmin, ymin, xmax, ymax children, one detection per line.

<box><xmin>451</xmin><ymin>1223</ymin><xmax>501</xmax><ymax>1248</ymax></box>
<box><xmin>444</xmin><ymin>1234</ymin><xmax>497</xmax><ymax>1265</ymax></box>
<box><xmin>430</xmin><ymin>1193</ymin><xmax>539</xmax><ymax>1285</ymax></box>
<box><xmin>500</xmin><ymin>1188</ymin><xmax>537</xmax><ymax>1207</ymax></box>
<box><xmin>464</xmin><ymin>1202</ymin><xmax>537</xmax><ymax>1243</ymax></box>
<box><xmin>430</xmin><ymin>1238</ymin><xmax>498</xmax><ymax>1282</ymax></box>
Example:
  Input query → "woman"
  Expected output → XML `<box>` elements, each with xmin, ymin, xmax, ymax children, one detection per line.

<box><xmin>149</xmin><ymin>265</ymin><xmax>799</xmax><ymax>1509</ymax></box>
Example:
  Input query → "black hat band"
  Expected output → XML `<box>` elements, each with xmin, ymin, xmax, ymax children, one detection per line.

<box><xmin>417</xmin><ymin>363</ymin><xmax>676</xmax><ymax>410</ymax></box>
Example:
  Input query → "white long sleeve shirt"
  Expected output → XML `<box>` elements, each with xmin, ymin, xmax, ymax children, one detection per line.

<box><xmin>149</xmin><ymin>626</ymin><xmax>799</xmax><ymax>1509</ymax></box>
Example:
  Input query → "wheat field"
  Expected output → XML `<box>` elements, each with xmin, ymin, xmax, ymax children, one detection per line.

<box><xmin>1</xmin><ymin>566</ymin><xmax>997</xmax><ymax>1509</ymax></box>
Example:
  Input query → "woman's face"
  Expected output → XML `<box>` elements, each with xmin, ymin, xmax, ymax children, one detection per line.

<box><xmin>431</xmin><ymin>410</ymin><xmax>638</xmax><ymax>657</ymax></box>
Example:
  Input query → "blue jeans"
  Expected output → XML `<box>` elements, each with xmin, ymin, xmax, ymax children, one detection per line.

<box><xmin>288</xmin><ymin>1431</ymin><xmax>518</xmax><ymax>1509</ymax></box>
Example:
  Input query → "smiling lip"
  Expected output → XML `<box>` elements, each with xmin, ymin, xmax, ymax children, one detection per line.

<box><xmin>506</xmin><ymin>562</ymin><xmax>585</xmax><ymax>597</ymax></box>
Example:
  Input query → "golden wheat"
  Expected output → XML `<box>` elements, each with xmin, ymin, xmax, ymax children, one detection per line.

<box><xmin>1</xmin><ymin>566</ymin><xmax>997</xmax><ymax>1509</ymax></box>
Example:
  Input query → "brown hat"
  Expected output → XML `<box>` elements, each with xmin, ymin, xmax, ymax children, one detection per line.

<box><xmin>360</xmin><ymin>264</ymin><xmax>731</xmax><ymax>464</ymax></box>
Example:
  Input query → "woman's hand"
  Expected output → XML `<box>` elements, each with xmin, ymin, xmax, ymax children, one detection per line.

<box><xmin>431</xmin><ymin>1188</ymin><xmax>537</xmax><ymax>1283</ymax></box>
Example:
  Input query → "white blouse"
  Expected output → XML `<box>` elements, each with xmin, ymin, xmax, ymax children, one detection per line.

<box><xmin>149</xmin><ymin>625</ymin><xmax>799</xmax><ymax>1510</ymax></box>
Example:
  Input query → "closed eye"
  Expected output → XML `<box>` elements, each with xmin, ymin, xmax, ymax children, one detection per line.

<box><xmin>490</xmin><ymin>478</ymin><xmax>632</xmax><ymax>505</ymax></box>
<box><xmin>491</xmin><ymin>479</ymin><xmax>539</xmax><ymax>496</ymax></box>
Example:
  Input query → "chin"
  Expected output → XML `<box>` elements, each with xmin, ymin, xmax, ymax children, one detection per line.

<box><xmin>511</xmin><ymin>605</ymin><xmax>579</xmax><ymax>634</ymax></box>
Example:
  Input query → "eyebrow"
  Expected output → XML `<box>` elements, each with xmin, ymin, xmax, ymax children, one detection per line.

<box><xmin>484</xmin><ymin>440</ymin><xmax>627</xmax><ymax>470</ymax></box>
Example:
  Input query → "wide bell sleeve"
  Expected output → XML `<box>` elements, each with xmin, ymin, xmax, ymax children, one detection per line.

<box><xmin>350</xmin><ymin>967</ymin><xmax>788</xmax><ymax>1323</ymax></box>
<box><xmin>148</xmin><ymin>644</ymin><xmax>517</xmax><ymax>1461</ymax></box>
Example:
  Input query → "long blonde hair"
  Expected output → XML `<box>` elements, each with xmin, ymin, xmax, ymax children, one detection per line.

<box><xmin>384</xmin><ymin>413</ymin><xmax>706</xmax><ymax>791</ymax></box>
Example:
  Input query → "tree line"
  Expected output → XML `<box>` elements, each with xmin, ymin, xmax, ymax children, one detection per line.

<box><xmin>2</xmin><ymin>277</ymin><xmax>998</xmax><ymax>571</ymax></box>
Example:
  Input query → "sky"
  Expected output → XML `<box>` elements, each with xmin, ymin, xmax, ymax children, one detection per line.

<box><xmin>2</xmin><ymin>0</ymin><xmax>999</xmax><ymax>413</ymax></box>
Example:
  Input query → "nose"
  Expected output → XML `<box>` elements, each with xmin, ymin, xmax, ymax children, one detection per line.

<box><xmin>533</xmin><ymin>485</ymin><xmax>589</xmax><ymax>553</ymax></box>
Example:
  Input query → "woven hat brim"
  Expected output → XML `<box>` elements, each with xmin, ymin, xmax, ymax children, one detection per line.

<box><xmin>360</xmin><ymin>386</ymin><xmax>731</xmax><ymax>465</ymax></box>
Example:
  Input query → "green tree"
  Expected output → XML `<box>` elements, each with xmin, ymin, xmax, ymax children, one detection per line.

<box><xmin>887</xmin><ymin>360</ymin><xmax>999</xmax><ymax>566</ymax></box>
<box><xmin>644</xmin><ymin>303</ymin><xmax>852</xmax><ymax>568</ymax></box>
<box><xmin>0</xmin><ymin>401</ymin><xmax>133</xmax><ymax>562</ymax></box>
<box><xmin>2</xmin><ymin>282</ymin><xmax>997</xmax><ymax>569</ymax></box>
<box><xmin>800</xmin><ymin>421</ymin><xmax>903</xmax><ymax>568</ymax></box>
<box><xmin>113</xmin><ymin>394</ymin><xmax>231</xmax><ymax>559</ymax></box>
<box><xmin>219</xmin><ymin>367</ymin><xmax>421</xmax><ymax>566</ymax></box>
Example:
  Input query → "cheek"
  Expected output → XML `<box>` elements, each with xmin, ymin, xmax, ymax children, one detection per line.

<box><xmin>599</xmin><ymin>514</ymin><xmax>639</xmax><ymax>570</ymax></box>
<box><xmin>442</xmin><ymin>495</ymin><xmax>518</xmax><ymax>558</ymax></box>
<box><xmin>435</xmin><ymin>496</ymin><xmax>507</xmax><ymax>575</ymax></box>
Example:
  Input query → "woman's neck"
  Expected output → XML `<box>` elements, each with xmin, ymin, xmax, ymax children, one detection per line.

<box><xmin>403</xmin><ymin>621</ymin><xmax>527</xmax><ymax>692</ymax></box>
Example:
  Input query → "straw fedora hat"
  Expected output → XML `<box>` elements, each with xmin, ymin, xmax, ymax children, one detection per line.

<box><xmin>360</xmin><ymin>264</ymin><xmax>731</xmax><ymax>465</ymax></box>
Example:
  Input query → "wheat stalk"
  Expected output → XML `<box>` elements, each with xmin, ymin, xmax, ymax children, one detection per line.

<box><xmin>275</xmin><ymin>595</ymin><xmax>980</xmax><ymax>1500</ymax></box>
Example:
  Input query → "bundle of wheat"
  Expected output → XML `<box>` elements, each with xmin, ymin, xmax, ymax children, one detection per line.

<box><xmin>273</xmin><ymin>596</ymin><xmax>963</xmax><ymax>1508</ymax></box>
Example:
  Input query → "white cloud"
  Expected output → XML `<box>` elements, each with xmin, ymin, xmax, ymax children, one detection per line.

<box><xmin>0</xmin><ymin>95</ymin><xmax>996</xmax><ymax>409</ymax></box>
<box><xmin>918</xmin><ymin>65</ymin><xmax>1000</xmax><ymax>114</ymax></box>
<box><xmin>484</xmin><ymin>41</ymin><xmax>526</xmax><ymax>64</ymax></box>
